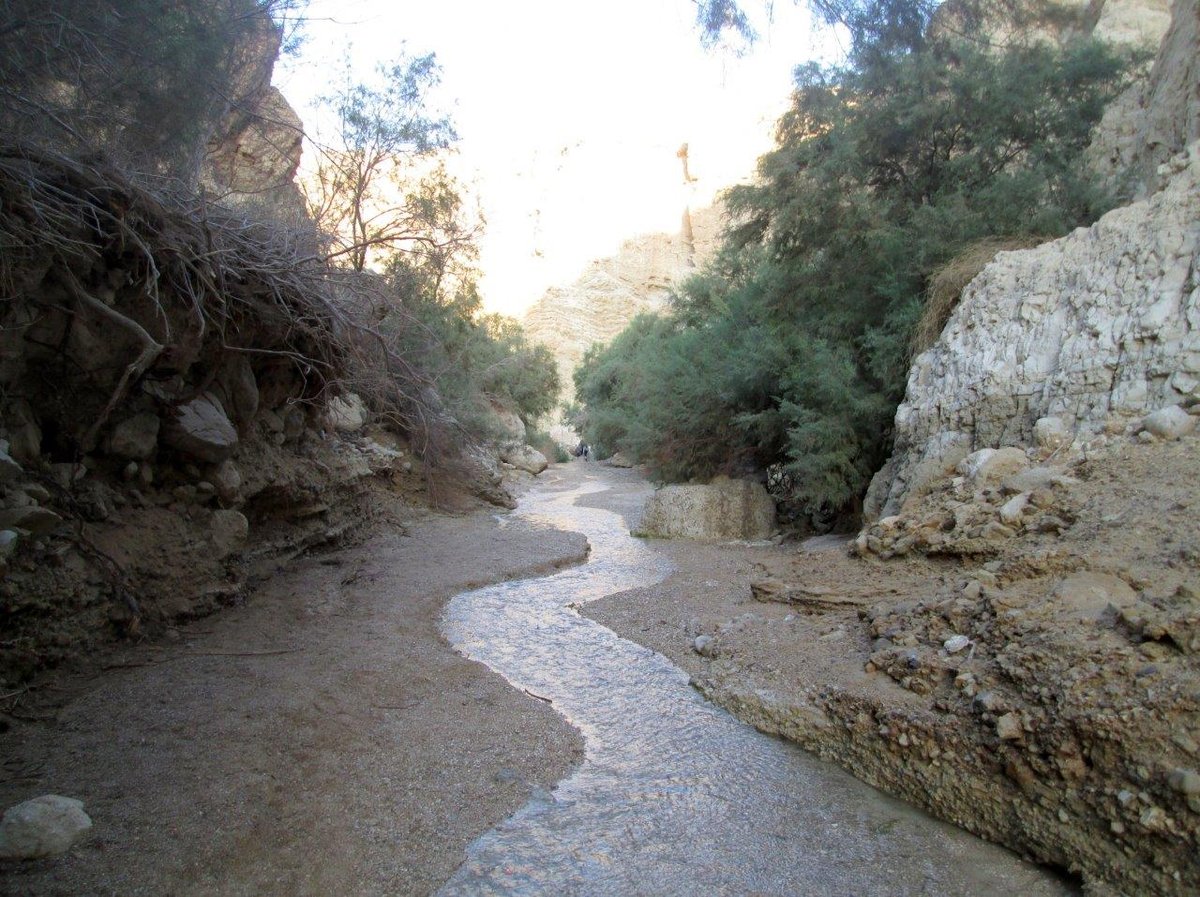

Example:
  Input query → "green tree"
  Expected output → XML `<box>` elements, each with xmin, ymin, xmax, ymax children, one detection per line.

<box><xmin>307</xmin><ymin>51</ymin><xmax>458</xmax><ymax>272</ymax></box>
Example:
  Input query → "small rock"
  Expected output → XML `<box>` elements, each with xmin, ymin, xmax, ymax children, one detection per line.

<box><xmin>0</xmin><ymin>446</ymin><xmax>23</xmax><ymax>484</ymax></box>
<box><xmin>1143</xmin><ymin>405</ymin><xmax>1196</xmax><ymax>441</ymax></box>
<box><xmin>0</xmin><ymin>530</ymin><xmax>18</xmax><ymax>561</ymax></box>
<box><xmin>944</xmin><ymin>635</ymin><xmax>971</xmax><ymax>654</ymax></box>
<box><xmin>210</xmin><ymin>460</ymin><xmax>242</xmax><ymax>503</ymax></box>
<box><xmin>106</xmin><ymin>412</ymin><xmax>160</xmax><ymax>461</ymax></box>
<box><xmin>0</xmin><ymin>506</ymin><xmax>62</xmax><ymax>536</ymax></box>
<box><xmin>1167</xmin><ymin>768</ymin><xmax>1200</xmax><ymax>795</ymax></box>
<box><xmin>327</xmin><ymin>393</ymin><xmax>368</xmax><ymax>433</ymax></box>
<box><xmin>0</xmin><ymin>794</ymin><xmax>92</xmax><ymax>859</ymax></box>
<box><xmin>6</xmin><ymin>406</ymin><xmax>42</xmax><ymax>465</ymax></box>
<box><xmin>20</xmin><ymin>483</ymin><xmax>49</xmax><ymax>503</ymax></box>
<box><xmin>999</xmin><ymin>492</ymin><xmax>1030</xmax><ymax>525</ymax></box>
<box><xmin>210</xmin><ymin>509</ymin><xmax>249</xmax><ymax>559</ymax></box>
<box><xmin>1033</xmin><ymin>416</ymin><xmax>1071</xmax><ymax>451</ymax></box>
<box><xmin>974</xmin><ymin>691</ymin><xmax>1004</xmax><ymax>713</ymax></box>
<box><xmin>693</xmin><ymin>635</ymin><xmax>717</xmax><ymax>657</ymax></box>
<box><xmin>996</xmin><ymin>712</ymin><xmax>1023</xmax><ymax>741</ymax></box>
<box><xmin>122</xmin><ymin>461</ymin><xmax>139</xmax><ymax>481</ymax></box>
<box><xmin>980</xmin><ymin>521</ymin><xmax>1016</xmax><ymax>540</ymax></box>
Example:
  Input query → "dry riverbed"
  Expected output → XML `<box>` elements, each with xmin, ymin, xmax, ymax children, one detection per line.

<box><xmin>0</xmin><ymin>504</ymin><xmax>586</xmax><ymax>896</ymax></box>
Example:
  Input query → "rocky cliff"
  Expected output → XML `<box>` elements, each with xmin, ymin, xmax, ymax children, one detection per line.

<box><xmin>1089</xmin><ymin>0</ymin><xmax>1200</xmax><ymax>194</ymax></box>
<box><xmin>866</xmin><ymin>0</ymin><xmax>1199</xmax><ymax>520</ymax></box>
<box><xmin>522</xmin><ymin>204</ymin><xmax>722</xmax><ymax>415</ymax></box>
<box><xmin>201</xmin><ymin>18</ymin><xmax>306</xmax><ymax>218</ymax></box>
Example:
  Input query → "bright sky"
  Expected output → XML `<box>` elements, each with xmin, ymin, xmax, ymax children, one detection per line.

<box><xmin>276</xmin><ymin>1</ymin><xmax>844</xmax><ymax>316</ymax></box>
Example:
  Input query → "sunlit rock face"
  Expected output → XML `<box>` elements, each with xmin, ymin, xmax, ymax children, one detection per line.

<box><xmin>201</xmin><ymin>16</ymin><xmax>305</xmax><ymax>218</ymax></box>
<box><xmin>521</xmin><ymin>204</ymin><xmax>722</xmax><ymax>413</ymax></box>
<box><xmin>931</xmin><ymin>0</ymin><xmax>1170</xmax><ymax>48</ymax></box>
<box><xmin>1089</xmin><ymin>0</ymin><xmax>1199</xmax><ymax>195</ymax></box>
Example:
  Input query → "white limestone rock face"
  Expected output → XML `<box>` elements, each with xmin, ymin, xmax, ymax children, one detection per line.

<box><xmin>637</xmin><ymin>476</ymin><xmax>776</xmax><ymax>541</ymax></box>
<box><xmin>0</xmin><ymin>795</ymin><xmax>92</xmax><ymax>859</ymax></box>
<box><xmin>867</xmin><ymin>141</ymin><xmax>1200</xmax><ymax>519</ymax></box>
<box><xmin>522</xmin><ymin>205</ymin><xmax>722</xmax><ymax>411</ymax></box>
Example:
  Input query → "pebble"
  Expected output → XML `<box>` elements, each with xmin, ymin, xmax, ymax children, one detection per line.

<box><xmin>995</xmin><ymin>712</ymin><xmax>1023</xmax><ymax>741</ymax></box>
<box><xmin>1167</xmin><ymin>768</ymin><xmax>1200</xmax><ymax>795</ymax></box>
<box><xmin>0</xmin><ymin>530</ymin><xmax>17</xmax><ymax>561</ymax></box>
<box><xmin>693</xmin><ymin>635</ymin><xmax>716</xmax><ymax>657</ymax></box>
<box><xmin>943</xmin><ymin>635</ymin><xmax>971</xmax><ymax>654</ymax></box>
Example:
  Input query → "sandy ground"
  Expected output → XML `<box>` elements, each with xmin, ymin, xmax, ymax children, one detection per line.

<box><xmin>0</xmin><ymin>505</ymin><xmax>587</xmax><ymax>896</ymax></box>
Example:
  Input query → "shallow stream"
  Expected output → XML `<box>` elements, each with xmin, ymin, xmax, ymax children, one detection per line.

<box><xmin>439</xmin><ymin>472</ymin><xmax>1072</xmax><ymax>896</ymax></box>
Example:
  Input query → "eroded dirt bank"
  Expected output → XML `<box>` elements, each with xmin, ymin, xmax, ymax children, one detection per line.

<box><xmin>582</xmin><ymin>436</ymin><xmax>1200</xmax><ymax>897</ymax></box>
<box><xmin>0</xmin><ymin>505</ymin><xmax>586</xmax><ymax>896</ymax></box>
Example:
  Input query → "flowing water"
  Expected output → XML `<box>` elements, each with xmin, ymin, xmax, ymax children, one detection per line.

<box><xmin>439</xmin><ymin>472</ymin><xmax>1073</xmax><ymax>896</ymax></box>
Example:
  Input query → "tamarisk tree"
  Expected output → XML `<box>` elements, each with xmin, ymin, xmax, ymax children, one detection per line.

<box><xmin>306</xmin><ymin>52</ymin><xmax>462</xmax><ymax>272</ymax></box>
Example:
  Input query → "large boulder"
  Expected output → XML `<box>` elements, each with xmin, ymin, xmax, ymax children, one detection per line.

<box><xmin>164</xmin><ymin>394</ymin><xmax>238</xmax><ymax>463</ymax></box>
<box><xmin>636</xmin><ymin>476</ymin><xmax>776</xmax><ymax>541</ymax></box>
<box><xmin>490</xmin><ymin>407</ymin><xmax>526</xmax><ymax>444</ymax></box>
<box><xmin>500</xmin><ymin>444</ymin><xmax>549</xmax><ymax>475</ymax></box>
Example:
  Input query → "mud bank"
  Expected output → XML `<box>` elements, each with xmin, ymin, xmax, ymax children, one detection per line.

<box><xmin>0</xmin><ymin>504</ymin><xmax>586</xmax><ymax>896</ymax></box>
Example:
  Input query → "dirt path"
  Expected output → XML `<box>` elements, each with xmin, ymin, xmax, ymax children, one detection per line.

<box><xmin>1</xmin><ymin>504</ymin><xmax>587</xmax><ymax>896</ymax></box>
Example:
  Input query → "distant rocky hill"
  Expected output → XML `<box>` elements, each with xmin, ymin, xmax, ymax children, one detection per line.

<box><xmin>522</xmin><ymin>204</ymin><xmax>723</xmax><ymax>420</ymax></box>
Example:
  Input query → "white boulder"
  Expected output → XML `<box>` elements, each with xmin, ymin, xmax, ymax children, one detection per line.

<box><xmin>1142</xmin><ymin>404</ymin><xmax>1196</xmax><ymax>439</ymax></box>
<box><xmin>0</xmin><ymin>794</ymin><xmax>92</xmax><ymax>859</ymax></box>
<box><xmin>165</xmin><ymin>394</ymin><xmax>238</xmax><ymax>463</ymax></box>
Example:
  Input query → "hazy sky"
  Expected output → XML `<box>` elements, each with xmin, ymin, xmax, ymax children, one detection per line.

<box><xmin>276</xmin><ymin>1</ymin><xmax>843</xmax><ymax>315</ymax></box>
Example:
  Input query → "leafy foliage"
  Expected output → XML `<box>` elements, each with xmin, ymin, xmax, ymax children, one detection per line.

<box><xmin>576</xmin><ymin>8</ymin><xmax>1132</xmax><ymax>525</ymax></box>
<box><xmin>0</xmin><ymin>0</ymin><xmax>303</xmax><ymax>177</ymax></box>
<box><xmin>307</xmin><ymin>52</ymin><xmax>459</xmax><ymax>272</ymax></box>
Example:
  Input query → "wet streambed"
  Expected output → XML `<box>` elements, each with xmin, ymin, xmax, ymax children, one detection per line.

<box><xmin>439</xmin><ymin>472</ymin><xmax>1072</xmax><ymax>896</ymax></box>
